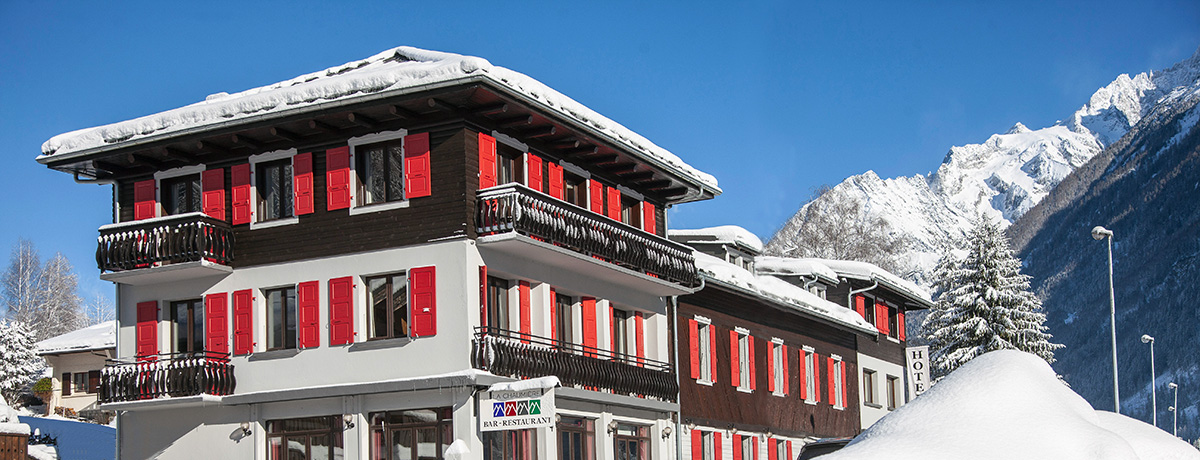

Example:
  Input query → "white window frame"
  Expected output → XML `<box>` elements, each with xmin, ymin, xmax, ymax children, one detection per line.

<box><xmin>696</xmin><ymin>316</ymin><xmax>714</xmax><ymax>385</ymax></box>
<box><xmin>740</xmin><ymin>435</ymin><xmax>754</xmax><ymax>460</ymax></box>
<box><xmin>153</xmin><ymin>164</ymin><xmax>208</xmax><ymax>219</ymax></box>
<box><xmin>885</xmin><ymin>301</ymin><xmax>901</xmax><ymax>343</ymax></box>
<box><xmin>248</xmin><ymin>148</ymin><xmax>299</xmax><ymax>229</ymax></box>
<box><xmin>348</xmin><ymin>129</ymin><xmax>411</xmax><ymax>216</ymax></box>
<box><xmin>701</xmin><ymin>430</ymin><xmax>715</xmax><ymax>460</ymax></box>
<box><xmin>832</xmin><ymin>353</ymin><xmax>845</xmax><ymax>410</ymax></box>
<box><xmin>887</xmin><ymin>374</ymin><xmax>901</xmax><ymax>410</ymax></box>
<box><xmin>803</xmin><ymin>345</ymin><xmax>816</xmax><ymax>404</ymax></box>
<box><xmin>771</xmin><ymin>338</ymin><xmax>785</xmax><ymax>397</ymax></box>
<box><xmin>863</xmin><ymin>368</ymin><xmax>878</xmax><ymax>407</ymax></box>
<box><xmin>776</xmin><ymin>437</ymin><xmax>787</xmax><ymax>460</ymax></box>
<box><xmin>736</xmin><ymin>327</ymin><xmax>751</xmax><ymax>393</ymax></box>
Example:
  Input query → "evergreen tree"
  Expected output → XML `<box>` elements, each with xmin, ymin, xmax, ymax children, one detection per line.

<box><xmin>0</xmin><ymin>320</ymin><xmax>44</xmax><ymax>404</ymax></box>
<box><xmin>923</xmin><ymin>216</ymin><xmax>1062</xmax><ymax>378</ymax></box>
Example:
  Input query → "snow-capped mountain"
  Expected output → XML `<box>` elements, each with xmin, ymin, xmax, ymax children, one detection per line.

<box><xmin>766</xmin><ymin>47</ymin><xmax>1200</xmax><ymax>283</ymax></box>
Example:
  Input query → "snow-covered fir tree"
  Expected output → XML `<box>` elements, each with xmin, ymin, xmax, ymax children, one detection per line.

<box><xmin>923</xmin><ymin>216</ymin><xmax>1062</xmax><ymax>378</ymax></box>
<box><xmin>0</xmin><ymin>319</ymin><xmax>44</xmax><ymax>404</ymax></box>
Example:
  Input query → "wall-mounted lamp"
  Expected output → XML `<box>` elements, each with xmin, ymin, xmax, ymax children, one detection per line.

<box><xmin>661</xmin><ymin>426</ymin><xmax>673</xmax><ymax>440</ymax></box>
<box><xmin>685</xmin><ymin>421</ymin><xmax>697</xmax><ymax>432</ymax></box>
<box><xmin>765</xmin><ymin>430</ymin><xmax>774</xmax><ymax>439</ymax></box>
<box><xmin>728</xmin><ymin>425</ymin><xmax>738</xmax><ymax>435</ymax></box>
<box><xmin>607</xmin><ymin>420</ymin><xmax>620</xmax><ymax>434</ymax></box>
<box><xmin>239</xmin><ymin>422</ymin><xmax>252</xmax><ymax>436</ymax></box>
<box><xmin>343</xmin><ymin>414</ymin><xmax>355</xmax><ymax>429</ymax></box>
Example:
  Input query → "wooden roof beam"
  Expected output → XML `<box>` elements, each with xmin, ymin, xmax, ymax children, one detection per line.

<box><xmin>389</xmin><ymin>104</ymin><xmax>423</xmax><ymax>119</ymax></box>
<box><xmin>270</xmin><ymin>127</ymin><xmax>301</xmax><ymax>142</ymax></box>
<box><xmin>195</xmin><ymin>140</ymin><xmax>232</xmax><ymax>156</ymax></box>
<box><xmin>129</xmin><ymin>153</ymin><xmax>168</xmax><ymax>170</ymax></box>
<box><xmin>604</xmin><ymin>163</ymin><xmax>638</xmax><ymax>174</ymax></box>
<box><xmin>348</xmin><ymin>112</ymin><xmax>378</xmax><ymax>129</ymax></box>
<box><xmin>161</xmin><ymin>147</ymin><xmax>191</xmax><ymax>163</ymax></box>
<box><xmin>563</xmin><ymin>145</ymin><xmax>598</xmax><ymax>156</ymax></box>
<box><xmin>427</xmin><ymin>97</ymin><xmax>460</xmax><ymax>113</ymax></box>
<box><xmin>641</xmin><ymin>180</ymin><xmax>673</xmax><ymax>189</ymax></box>
<box><xmin>308</xmin><ymin>119</ymin><xmax>339</xmax><ymax>134</ymax></box>
<box><xmin>231</xmin><ymin>134</ymin><xmax>263</xmax><ymax>150</ymax></box>
<box><xmin>497</xmin><ymin>115</ymin><xmax>534</xmax><ymax>128</ymax></box>
<box><xmin>522</xmin><ymin>126</ymin><xmax>556</xmax><ymax>138</ymax></box>
<box><xmin>583</xmin><ymin>154</ymin><xmax>619</xmax><ymax>165</ymax></box>
<box><xmin>660</xmin><ymin>187</ymin><xmax>688</xmax><ymax>198</ymax></box>
<box><xmin>619</xmin><ymin>170</ymin><xmax>656</xmax><ymax>181</ymax></box>
<box><xmin>474</xmin><ymin>103</ymin><xmax>508</xmax><ymax>116</ymax></box>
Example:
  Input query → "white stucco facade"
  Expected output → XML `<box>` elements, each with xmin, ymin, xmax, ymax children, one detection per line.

<box><xmin>855</xmin><ymin>352</ymin><xmax>906</xmax><ymax>430</ymax></box>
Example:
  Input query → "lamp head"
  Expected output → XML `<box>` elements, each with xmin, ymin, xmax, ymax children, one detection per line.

<box><xmin>1141</xmin><ymin>334</ymin><xmax>1154</xmax><ymax>344</ymax></box>
<box><xmin>1091</xmin><ymin>226</ymin><xmax>1113</xmax><ymax>240</ymax></box>
<box><xmin>1168</xmin><ymin>382</ymin><xmax>1178</xmax><ymax>390</ymax></box>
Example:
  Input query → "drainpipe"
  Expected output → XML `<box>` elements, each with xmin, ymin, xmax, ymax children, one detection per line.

<box><xmin>73</xmin><ymin>170</ymin><xmax>115</xmax><ymax>185</ymax></box>
<box><xmin>848</xmin><ymin>280</ymin><xmax>879</xmax><ymax>335</ymax></box>
<box><xmin>670</xmin><ymin>294</ymin><xmax>683</xmax><ymax>460</ymax></box>
<box><xmin>802</xmin><ymin>275</ymin><xmax>819</xmax><ymax>291</ymax></box>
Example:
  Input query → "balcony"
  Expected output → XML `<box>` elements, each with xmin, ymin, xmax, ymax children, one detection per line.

<box><xmin>97</xmin><ymin>212</ymin><xmax>233</xmax><ymax>285</ymax></box>
<box><xmin>472</xmin><ymin>327</ymin><xmax>678</xmax><ymax>402</ymax></box>
<box><xmin>476</xmin><ymin>184</ymin><xmax>698</xmax><ymax>295</ymax></box>
<box><xmin>99</xmin><ymin>352</ymin><xmax>235</xmax><ymax>406</ymax></box>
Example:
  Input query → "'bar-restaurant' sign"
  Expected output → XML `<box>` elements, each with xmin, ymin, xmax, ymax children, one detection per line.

<box><xmin>479</xmin><ymin>387</ymin><xmax>556</xmax><ymax>432</ymax></box>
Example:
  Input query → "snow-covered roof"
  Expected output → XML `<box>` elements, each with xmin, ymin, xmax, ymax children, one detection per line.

<box><xmin>39</xmin><ymin>46</ymin><xmax>719</xmax><ymax>193</ymax></box>
<box><xmin>669</xmin><ymin>226</ymin><xmax>763</xmax><ymax>254</ymax></box>
<box><xmin>693</xmin><ymin>252</ymin><xmax>877</xmax><ymax>334</ymax></box>
<box><xmin>754</xmin><ymin>256</ymin><xmax>840</xmax><ymax>284</ymax></box>
<box><xmin>36</xmin><ymin>321</ymin><xmax>115</xmax><ymax>356</ymax></box>
<box><xmin>797</xmin><ymin>258</ymin><xmax>932</xmax><ymax>307</ymax></box>
<box><xmin>823</xmin><ymin>350</ymin><xmax>1199</xmax><ymax>460</ymax></box>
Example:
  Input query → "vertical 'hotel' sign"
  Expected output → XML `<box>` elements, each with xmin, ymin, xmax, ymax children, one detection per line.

<box><xmin>906</xmin><ymin>346</ymin><xmax>931</xmax><ymax>398</ymax></box>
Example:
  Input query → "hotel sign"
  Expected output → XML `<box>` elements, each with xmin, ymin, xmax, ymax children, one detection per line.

<box><xmin>479</xmin><ymin>388</ymin><xmax>556</xmax><ymax>432</ymax></box>
<box><xmin>906</xmin><ymin>346</ymin><xmax>931</xmax><ymax>398</ymax></box>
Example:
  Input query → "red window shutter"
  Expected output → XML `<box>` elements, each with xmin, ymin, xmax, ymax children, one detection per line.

<box><xmin>898</xmin><ymin>309</ymin><xmax>907</xmax><ymax>340</ymax></box>
<box><xmin>854</xmin><ymin>295</ymin><xmax>866</xmax><ymax>319</ymax></box>
<box><xmin>798</xmin><ymin>349</ymin><xmax>807</xmax><ymax>400</ymax></box>
<box><xmin>549</xmin><ymin>288</ymin><xmax>558</xmax><ymax>342</ymax></box>
<box><xmin>749</xmin><ymin>336</ymin><xmax>757</xmax><ymax>390</ymax></box>
<box><xmin>519</xmin><ymin>281</ymin><xmax>531</xmax><ymax>343</ymax></box>
<box><xmin>642</xmin><ymin>202</ymin><xmax>657</xmax><ymax>234</ymax></box>
<box><xmin>526</xmin><ymin>154</ymin><xmax>543</xmax><ymax>192</ymax></box>
<box><xmin>714</xmin><ymin>432</ymin><xmax>723</xmax><ymax>460</ymax></box>
<box><xmin>787</xmin><ymin>442</ymin><xmax>793</xmax><ymax>460</ymax></box>
<box><xmin>606</xmin><ymin>186</ymin><xmax>621</xmax><ymax>220</ymax></box>
<box><xmin>547</xmin><ymin>162</ymin><xmax>564</xmax><ymax>200</ymax></box>
<box><xmin>204</xmin><ymin>293</ymin><xmax>229</xmax><ymax>354</ymax></box>
<box><xmin>840</xmin><ymin>360</ymin><xmax>848</xmax><ymax>407</ymax></box>
<box><xmin>581</xmin><ymin>297</ymin><xmax>597</xmax><ymax>352</ymax></box>
<box><xmin>326</xmin><ymin>146</ymin><xmax>351</xmax><ymax>210</ymax></box>
<box><xmin>609</xmin><ymin>304</ymin><xmax>616</xmax><ymax>353</ymax></box>
<box><xmin>733</xmin><ymin>434</ymin><xmax>742</xmax><ymax>460</ymax></box>
<box><xmin>297</xmin><ymin>281</ymin><xmax>320</xmax><ymax>349</ymax></box>
<box><xmin>293</xmin><ymin>152</ymin><xmax>314</xmax><ymax>215</ymax></box>
<box><xmin>201</xmin><ymin>168</ymin><xmax>225</xmax><ymax>220</ymax></box>
<box><xmin>782</xmin><ymin>344</ymin><xmax>790</xmax><ymax>395</ymax></box>
<box><xmin>479</xmin><ymin>133</ymin><xmax>497</xmax><ymax>189</ymax></box>
<box><xmin>709</xmin><ymin>325</ymin><xmax>718</xmax><ymax>384</ymax></box>
<box><xmin>876</xmin><ymin>301</ymin><xmax>889</xmax><ymax>334</ymax></box>
<box><xmin>479</xmin><ymin>266</ymin><xmax>488</xmax><ymax>327</ymax></box>
<box><xmin>329</xmin><ymin>276</ymin><xmax>354</xmax><ymax>345</ymax></box>
<box><xmin>136</xmin><ymin>301</ymin><xmax>158</xmax><ymax>360</ymax></box>
<box><xmin>688</xmin><ymin>319</ymin><xmax>700</xmax><ymax>379</ymax></box>
<box><xmin>133</xmin><ymin>179</ymin><xmax>156</xmax><ymax>220</ymax></box>
<box><xmin>233</xmin><ymin>289</ymin><xmax>254</xmax><ymax>355</ymax></box>
<box><xmin>691</xmin><ymin>430</ymin><xmax>702</xmax><ymax>460</ymax></box>
<box><xmin>409</xmin><ymin>266</ymin><xmax>437</xmax><ymax>337</ymax></box>
<box><xmin>768</xmin><ymin>438</ymin><xmax>777</xmax><ymax>460</ymax></box>
<box><xmin>828</xmin><ymin>356</ymin><xmax>836</xmax><ymax>405</ymax></box>
<box><xmin>231</xmin><ymin>163</ymin><xmax>252</xmax><ymax>225</ymax></box>
<box><xmin>635</xmin><ymin>312</ymin><xmax>645</xmax><ymax>366</ymax></box>
<box><xmin>589</xmin><ymin>180</ymin><xmax>604</xmax><ymax>214</ymax></box>
<box><xmin>767</xmin><ymin>342</ymin><xmax>775</xmax><ymax>392</ymax></box>
<box><xmin>404</xmin><ymin>132</ymin><xmax>432</xmax><ymax>199</ymax></box>
<box><xmin>813</xmin><ymin>353</ymin><xmax>820</xmax><ymax>403</ymax></box>
<box><xmin>752</xmin><ymin>437</ymin><xmax>759</xmax><ymax>460</ymax></box>
<box><xmin>729</xmin><ymin>330</ymin><xmax>739</xmax><ymax>387</ymax></box>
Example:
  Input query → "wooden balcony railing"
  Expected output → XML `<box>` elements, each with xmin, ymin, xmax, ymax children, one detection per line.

<box><xmin>97</xmin><ymin>212</ymin><xmax>233</xmax><ymax>272</ymax></box>
<box><xmin>472</xmin><ymin>327</ymin><xmax>678</xmax><ymax>402</ymax></box>
<box><xmin>476</xmin><ymin>184</ymin><xmax>698</xmax><ymax>287</ymax></box>
<box><xmin>99</xmin><ymin>351</ymin><xmax>235</xmax><ymax>404</ymax></box>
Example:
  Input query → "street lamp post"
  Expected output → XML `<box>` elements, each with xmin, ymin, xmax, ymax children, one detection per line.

<box><xmin>1141</xmin><ymin>334</ymin><xmax>1156</xmax><ymax>427</ymax></box>
<box><xmin>1168</xmin><ymin>382</ymin><xmax>1178</xmax><ymax>437</ymax></box>
<box><xmin>1092</xmin><ymin>225</ymin><xmax>1119</xmax><ymax>413</ymax></box>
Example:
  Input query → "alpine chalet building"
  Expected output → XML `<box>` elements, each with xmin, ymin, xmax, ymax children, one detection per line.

<box><xmin>37</xmin><ymin>47</ymin><xmax>719</xmax><ymax>460</ymax></box>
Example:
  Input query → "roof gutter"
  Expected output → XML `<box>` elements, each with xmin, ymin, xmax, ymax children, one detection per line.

<box><xmin>700</xmin><ymin>273</ymin><xmax>876</xmax><ymax>336</ymax></box>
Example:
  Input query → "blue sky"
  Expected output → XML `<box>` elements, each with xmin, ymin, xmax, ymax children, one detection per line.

<box><xmin>1</xmin><ymin>1</ymin><xmax>1198</xmax><ymax>300</ymax></box>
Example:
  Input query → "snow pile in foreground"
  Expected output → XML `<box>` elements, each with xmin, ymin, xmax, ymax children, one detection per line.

<box><xmin>823</xmin><ymin>350</ymin><xmax>1198</xmax><ymax>460</ymax></box>
<box><xmin>0</xmin><ymin>396</ymin><xmax>30</xmax><ymax>436</ymax></box>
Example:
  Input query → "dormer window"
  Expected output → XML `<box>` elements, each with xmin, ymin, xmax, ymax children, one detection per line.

<box><xmin>162</xmin><ymin>174</ymin><xmax>201</xmax><ymax>215</ymax></box>
<box><xmin>257</xmin><ymin>158</ymin><xmax>294</xmax><ymax>221</ymax></box>
<box><xmin>357</xmin><ymin>138</ymin><xmax>405</xmax><ymax>205</ymax></box>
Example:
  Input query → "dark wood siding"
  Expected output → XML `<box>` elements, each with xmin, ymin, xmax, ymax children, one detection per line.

<box><xmin>678</xmin><ymin>285</ymin><xmax>862</xmax><ymax>438</ymax></box>
<box><xmin>827</xmin><ymin>280</ymin><xmax>909</xmax><ymax>366</ymax></box>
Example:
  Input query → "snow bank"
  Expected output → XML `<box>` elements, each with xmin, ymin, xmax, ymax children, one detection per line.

<box><xmin>694</xmin><ymin>252</ymin><xmax>876</xmax><ymax>334</ymax></box>
<box><xmin>36</xmin><ymin>321</ymin><xmax>115</xmax><ymax>355</ymax></box>
<box><xmin>754</xmin><ymin>256</ymin><xmax>839</xmax><ymax>283</ymax></box>
<box><xmin>40</xmin><ymin>46</ymin><xmax>718</xmax><ymax>192</ymax></box>
<box><xmin>487</xmin><ymin>376</ymin><xmax>560</xmax><ymax>392</ymax></box>
<box><xmin>669</xmin><ymin>226</ymin><xmax>763</xmax><ymax>253</ymax></box>
<box><xmin>0</xmin><ymin>397</ymin><xmax>30</xmax><ymax>435</ymax></box>
<box><xmin>823</xmin><ymin>350</ymin><xmax>1199</xmax><ymax>460</ymax></box>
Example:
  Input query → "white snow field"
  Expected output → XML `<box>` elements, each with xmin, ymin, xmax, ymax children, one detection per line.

<box><xmin>823</xmin><ymin>350</ymin><xmax>1199</xmax><ymax>460</ymax></box>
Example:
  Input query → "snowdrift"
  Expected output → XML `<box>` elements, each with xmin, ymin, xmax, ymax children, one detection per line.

<box><xmin>823</xmin><ymin>350</ymin><xmax>1198</xmax><ymax>460</ymax></box>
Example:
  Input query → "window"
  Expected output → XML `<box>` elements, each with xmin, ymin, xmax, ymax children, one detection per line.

<box><xmin>803</xmin><ymin>348</ymin><xmax>816</xmax><ymax>402</ymax></box>
<box><xmin>357</xmin><ymin>138</ymin><xmax>405</xmax><ymax>206</ymax></box>
<box><xmin>266</xmin><ymin>286</ymin><xmax>297</xmax><ymax>350</ymax></box>
<box><xmin>267</xmin><ymin>415</ymin><xmax>343</xmax><ymax>460</ymax></box>
<box><xmin>162</xmin><ymin>174</ymin><xmax>201</xmax><ymax>215</ymax></box>
<box><xmin>832</xmin><ymin>356</ymin><xmax>845</xmax><ymax>409</ymax></box>
<box><xmin>555</xmin><ymin>294</ymin><xmax>574</xmax><ymax>345</ymax></box>
<box><xmin>863</xmin><ymin>369</ymin><xmax>878</xmax><ymax>406</ymax></box>
<box><xmin>887</xmin><ymin>304</ymin><xmax>899</xmax><ymax>339</ymax></box>
<box><xmin>738</xmin><ymin>332</ymin><xmax>751</xmax><ymax>390</ymax></box>
<box><xmin>486</xmin><ymin>277</ymin><xmax>510</xmax><ymax>330</ymax></box>
<box><xmin>257</xmin><ymin>158</ymin><xmax>294</xmax><ymax>221</ymax></box>
<box><xmin>699</xmin><ymin>431</ymin><xmax>715</xmax><ymax>460</ymax></box>
<box><xmin>484</xmin><ymin>429</ymin><xmax>537</xmax><ymax>460</ymax></box>
<box><xmin>697</xmin><ymin>322</ymin><xmax>713</xmax><ymax>383</ymax></box>
<box><xmin>367</xmin><ymin>272</ymin><xmax>409</xmax><ymax>340</ymax></box>
<box><xmin>558</xmin><ymin>416</ymin><xmax>594</xmax><ymax>460</ymax></box>
<box><xmin>563</xmin><ymin>173</ymin><xmax>587</xmax><ymax>208</ymax></box>
<box><xmin>497</xmin><ymin>144</ymin><xmax>524</xmax><ymax>186</ymax></box>
<box><xmin>887</xmin><ymin>375</ymin><xmax>900</xmax><ymax>410</ymax></box>
<box><xmin>810</xmin><ymin>284</ymin><xmax>826</xmax><ymax>300</ymax></box>
<box><xmin>170</xmin><ymin>299</ymin><xmax>204</xmax><ymax>354</ymax></box>
<box><xmin>740</xmin><ymin>436</ymin><xmax>755</xmax><ymax>460</ymax></box>
<box><xmin>613</xmin><ymin>423</ymin><xmax>650</xmax><ymax>460</ymax></box>
<box><xmin>72</xmin><ymin>373</ymin><xmax>88</xmax><ymax>393</ymax></box>
<box><xmin>776</xmin><ymin>438</ymin><xmax>787</xmax><ymax>460</ymax></box>
<box><xmin>620</xmin><ymin>196</ymin><xmax>641</xmax><ymax>228</ymax></box>
<box><xmin>613</xmin><ymin>309</ymin><xmax>630</xmax><ymax>359</ymax></box>
<box><xmin>370</xmin><ymin>407</ymin><xmax>454</xmax><ymax>460</ymax></box>
<box><xmin>772</xmin><ymin>341</ymin><xmax>784</xmax><ymax>396</ymax></box>
<box><xmin>862</xmin><ymin>296</ymin><xmax>876</xmax><ymax>325</ymax></box>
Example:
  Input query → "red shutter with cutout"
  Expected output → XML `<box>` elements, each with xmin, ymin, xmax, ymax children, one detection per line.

<box><xmin>204</xmin><ymin>293</ymin><xmax>228</xmax><ymax>354</ymax></box>
<box><xmin>749</xmin><ymin>335</ymin><xmax>757</xmax><ymax>390</ymax></box>
<box><xmin>134</xmin><ymin>179</ymin><xmax>156</xmax><ymax>220</ymax></box>
<box><xmin>898</xmin><ymin>309</ymin><xmax>907</xmax><ymax>340</ymax></box>
<box><xmin>233</xmin><ymin>289</ymin><xmax>254</xmax><ymax>355</ymax></box>
<box><xmin>404</xmin><ymin>132</ymin><xmax>431</xmax><ymax>199</ymax></box>
<box><xmin>692</xmin><ymin>430</ymin><xmax>702</xmax><ymax>460</ymax></box>
<box><xmin>326</xmin><ymin>147</ymin><xmax>351</xmax><ymax>210</ymax></box>
<box><xmin>828</xmin><ymin>356</ymin><xmax>836</xmax><ymax>405</ymax></box>
<box><xmin>752</xmin><ymin>437</ymin><xmax>759</xmax><ymax>460</ymax></box>
<box><xmin>606</xmin><ymin>186</ymin><xmax>621</xmax><ymax>220</ymax></box>
<box><xmin>410</xmin><ymin>266</ymin><xmax>437</xmax><ymax>338</ymax></box>
<box><xmin>231</xmin><ymin>163</ymin><xmax>252</xmax><ymax>224</ymax></box>
<box><xmin>688</xmin><ymin>319</ymin><xmax>700</xmax><ymax>379</ymax></box>
<box><xmin>768</xmin><ymin>438</ymin><xmax>777</xmax><ymax>460</ymax></box>
<box><xmin>642</xmin><ymin>202</ymin><xmax>656</xmax><ymax>234</ymax></box>
<box><xmin>479</xmin><ymin>133</ymin><xmax>497</xmax><ymax>189</ymax></box>
<box><xmin>787</xmin><ymin>442</ymin><xmax>793</xmax><ymax>460</ymax></box>
<box><xmin>136</xmin><ymin>301</ymin><xmax>158</xmax><ymax>360</ymax></box>
<box><xmin>783</xmin><ymin>344</ymin><xmax>790</xmax><ymax>395</ymax></box>
<box><xmin>549</xmin><ymin>288</ymin><xmax>558</xmax><ymax>342</ymax></box>
<box><xmin>715</xmin><ymin>432</ymin><xmax>723</xmax><ymax>460</ymax></box>
<box><xmin>635</xmin><ymin>312</ymin><xmax>645</xmax><ymax>366</ymax></box>
<box><xmin>841</xmin><ymin>360</ymin><xmax>848</xmax><ymax>408</ymax></box>
<box><xmin>798</xmin><ymin>348</ymin><xmax>807</xmax><ymax>400</ymax></box>
<box><xmin>297</xmin><ymin>281</ymin><xmax>320</xmax><ymax>349</ymax></box>
<box><xmin>329</xmin><ymin>276</ymin><xmax>354</xmax><ymax>345</ymax></box>
<box><xmin>479</xmin><ymin>266</ymin><xmax>488</xmax><ymax>327</ymax></box>
<box><xmin>548</xmin><ymin>162</ymin><xmax>564</xmax><ymax>200</ymax></box>
<box><xmin>519</xmin><ymin>281</ymin><xmax>531</xmax><ymax>343</ymax></box>
<box><xmin>813</xmin><ymin>353</ymin><xmax>821</xmax><ymax>403</ymax></box>
<box><xmin>767</xmin><ymin>342</ymin><xmax>775</xmax><ymax>392</ymax></box>
<box><xmin>876</xmin><ymin>301</ymin><xmax>889</xmax><ymax>335</ymax></box>
<box><xmin>709</xmin><ymin>325</ymin><xmax>718</xmax><ymax>384</ymax></box>
<box><xmin>730</xmin><ymin>330</ymin><xmax>740</xmax><ymax>387</ymax></box>
<box><xmin>293</xmin><ymin>152</ymin><xmax>314</xmax><ymax>215</ymax></box>
<box><xmin>201</xmin><ymin>168</ymin><xmax>225</xmax><ymax>220</ymax></box>
<box><xmin>854</xmin><ymin>294</ymin><xmax>866</xmax><ymax>319</ymax></box>
<box><xmin>609</xmin><ymin>304</ymin><xmax>616</xmax><ymax>353</ymax></box>
<box><xmin>582</xmin><ymin>298</ymin><xmax>597</xmax><ymax>353</ymax></box>
<box><xmin>589</xmin><ymin>180</ymin><xmax>604</xmax><ymax>214</ymax></box>
<box><xmin>526</xmin><ymin>155</ymin><xmax>543</xmax><ymax>192</ymax></box>
<box><xmin>733</xmin><ymin>434</ymin><xmax>742</xmax><ymax>460</ymax></box>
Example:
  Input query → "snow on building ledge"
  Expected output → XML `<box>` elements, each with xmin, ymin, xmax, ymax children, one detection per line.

<box><xmin>693</xmin><ymin>252</ymin><xmax>877</xmax><ymax>335</ymax></box>
<box><xmin>35</xmin><ymin>321</ymin><xmax>116</xmax><ymax>356</ymax></box>
<box><xmin>794</xmin><ymin>258</ymin><xmax>932</xmax><ymax>308</ymax></box>
<box><xmin>669</xmin><ymin>226</ymin><xmax>764</xmax><ymax>254</ymax></box>
<box><xmin>754</xmin><ymin>256</ymin><xmax>840</xmax><ymax>284</ymax></box>
<box><xmin>38</xmin><ymin>46</ymin><xmax>719</xmax><ymax>193</ymax></box>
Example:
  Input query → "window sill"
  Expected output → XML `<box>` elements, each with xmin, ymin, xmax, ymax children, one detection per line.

<box><xmin>248</xmin><ymin>349</ymin><xmax>300</xmax><ymax>361</ymax></box>
<box><xmin>348</xmin><ymin>200</ymin><xmax>410</xmax><ymax>216</ymax></box>
<box><xmin>736</xmin><ymin>387</ymin><xmax>753</xmax><ymax>394</ymax></box>
<box><xmin>864</xmin><ymin>402</ymin><xmax>883</xmax><ymax>409</ymax></box>
<box><xmin>834</xmin><ymin>405</ymin><xmax>845</xmax><ymax>411</ymax></box>
<box><xmin>772</xmin><ymin>391</ymin><xmax>785</xmax><ymax>398</ymax></box>
<box><xmin>695</xmin><ymin>379</ymin><xmax>714</xmax><ymax>387</ymax></box>
<box><xmin>886</xmin><ymin>336</ymin><xmax>901</xmax><ymax>344</ymax></box>
<box><xmin>250</xmin><ymin>216</ymin><xmax>299</xmax><ymax>230</ymax></box>
<box><xmin>804</xmin><ymin>399</ymin><xmax>817</xmax><ymax>406</ymax></box>
<box><xmin>348</xmin><ymin>337</ymin><xmax>412</xmax><ymax>351</ymax></box>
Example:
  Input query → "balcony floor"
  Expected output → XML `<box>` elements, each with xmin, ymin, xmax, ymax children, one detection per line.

<box><xmin>99</xmin><ymin>260</ymin><xmax>232</xmax><ymax>286</ymax></box>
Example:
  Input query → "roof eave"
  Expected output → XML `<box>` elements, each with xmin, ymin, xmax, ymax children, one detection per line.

<box><xmin>699</xmin><ymin>274</ymin><xmax>878</xmax><ymax>336</ymax></box>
